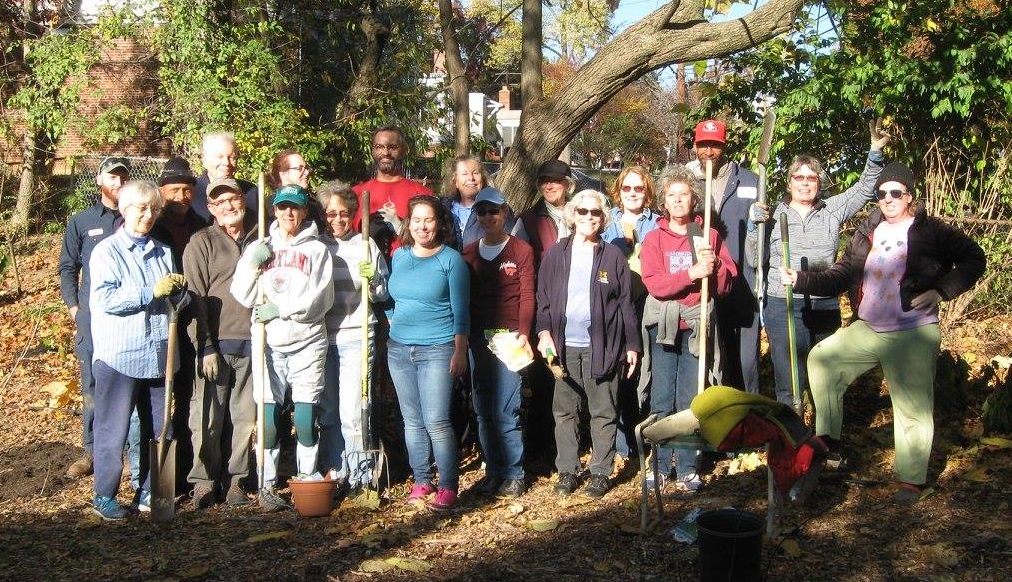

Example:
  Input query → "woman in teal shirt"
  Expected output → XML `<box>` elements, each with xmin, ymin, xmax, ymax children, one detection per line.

<box><xmin>386</xmin><ymin>195</ymin><xmax>470</xmax><ymax>511</ymax></box>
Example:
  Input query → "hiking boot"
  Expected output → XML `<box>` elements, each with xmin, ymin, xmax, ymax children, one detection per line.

<box><xmin>66</xmin><ymin>454</ymin><xmax>93</xmax><ymax>478</ymax></box>
<box><xmin>496</xmin><ymin>478</ymin><xmax>526</xmax><ymax>499</ymax></box>
<box><xmin>134</xmin><ymin>489</ymin><xmax>152</xmax><ymax>513</ymax></box>
<box><xmin>406</xmin><ymin>483</ymin><xmax>435</xmax><ymax>505</ymax></box>
<box><xmin>583</xmin><ymin>474</ymin><xmax>610</xmax><ymax>499</ymax></box>
<box><xmin>93</xmin><ymin>495</ymin><xmax>128</xmax><ymax>521</ymax></box>
<box><xmin>426</xmin><ymin>488</ymin><xmax>458</xmax><ymax>511</ymax></box>
<box><xmin>258</xmin><ymin>488</ymin><xmax>290</xmax><ymax>513</ymax></box>
<box><xmin>191</xmin><ymin>485</ymin><xmax>216</xmax><ymax>510</ymax></box>
<box><xmin>226</xmin><ymin>484</ymin><xmax>250</xmax><ymax>507</ymax></box>
<box><xmin>554</xmin><ymin>472</ymin><xmax>579</xmax><ymax>497</ymax></box>
<box><xmin>473</xmin><ymin>474</ymin><xmax>504</xmax><ymax>496</ymax></box>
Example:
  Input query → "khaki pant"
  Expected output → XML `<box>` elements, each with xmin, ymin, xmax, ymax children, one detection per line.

<box><xmin>807</xmin><ymin>320</ymin><xmax>940</xmax><ymax>485</ymax></box>
<box><xmin>187</xmin><ymin>354</ymin><xmax>256</xmax><ymax>490</ymax></box>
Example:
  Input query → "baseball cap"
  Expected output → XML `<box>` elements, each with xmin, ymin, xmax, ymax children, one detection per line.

<box><xmin>99</xmin><ymin>156</ymin><xmax>131</xmax><ymax>175</ymax></box>
<box><xmin>474</xmin><ymin>187</ymin><xmax>506</xmax><ymax>206</ymax></box>
<box><xmin>694</xmin><ymin>120</ymin><xmax>727</xmax><ymax>145</ymax></box>
<box><xmin>207</xmin><ymin>177</ymin><xmax>242</xmax><ymax>198</ymax></box>
<box><xmin>273</xmin><ymin>184</ymin><xmax>309</xmax><ymax>207</ymax></box>
<box><xmin>158</xmin><ymin>157</ymin><xmax>197</xmax><ymax>186</ymax></box>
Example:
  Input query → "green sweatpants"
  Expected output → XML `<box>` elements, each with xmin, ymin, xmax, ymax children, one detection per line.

<box><xmin>807</xmin><ymin>320</ymin><xmax>940</xmax><ymax>485</ymax></box>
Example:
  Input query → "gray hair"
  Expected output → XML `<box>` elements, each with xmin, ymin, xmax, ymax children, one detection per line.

<box><xmin>202</xmin><ymin>131</ymin><xmax>237</xmax><ymax>153</ymax></box>
<box><xmin>316</xmin><ymin>179</ymin><xmax>359</xmax><ymax>215</ymax></box>
<box><xmin>117</xmin><ymin>180</ymin><xmax>163</xmax><ymax>213</ymax></box>
<box><xmin>788</xmin><ymin>154</ymin><xmax>826</xmax><ymax>183</ymax></box>
<box><xmin>563</xmin><ymin>189</ymin><xmax>612</xmax><ymax>233</ymax></box>
<box><xmin>656</xmin><ymin>165</ymin><xmax>702</xmax><ymax>215</ymax></box>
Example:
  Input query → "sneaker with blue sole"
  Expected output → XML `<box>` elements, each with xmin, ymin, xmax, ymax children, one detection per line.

<box><xmin>93</xmin><ymin>496</ymin><xmax>128</xmax><ymax>520</ymax></box>
<box><xmin>134</xmin><ymin>489</ymin><xmax>151</xmax><ymax>513</ymax></box>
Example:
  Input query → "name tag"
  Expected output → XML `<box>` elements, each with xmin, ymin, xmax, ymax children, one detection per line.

<box><xmin>87</xmin><ymin>228</ymin><xmax>104</xmax><ymax>236</ymax></box>
<box><xmin>737</xmin><ymin>186</ymin><xmax>757</xmax><ymax>200</ymax></box>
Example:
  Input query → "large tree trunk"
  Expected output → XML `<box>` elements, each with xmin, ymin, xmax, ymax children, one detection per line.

<box><xmin>10</xmin><ymin>0</ymin><xmax>39</xmax><ymax>236</ymax></box>
<box><xmin>438</xmin><ymin>0</ymin><xmax>470</xmax><ymax>157</ymax></box>
<box><xmin>337</xmin><ymin>4</ymin><xmax>391</xmax><ymax>115</ymax></box>
<box><xmin>499</xmin><ymin>0</ymin><xmax>804</xmax><ymax>211</ymax></box>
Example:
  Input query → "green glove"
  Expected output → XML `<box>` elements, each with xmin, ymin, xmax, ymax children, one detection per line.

<box><xmin>248</xmin><ymin>240</ymin><xmax>272</xmax><ymax>267</ymax></box>
<box><xmin>153</xmin><ymin>273</ymin><xmax>186</xmax><ymax>298</ymax></box>
<box><xmin>254</xmin><ymin>301</ymin><xmax>280</xmax><ymax>323</ymax></box>
<box><xmin>358</xmin><ymin>261</ymin><xmax>375</xmax><ymax>281</ymax></box>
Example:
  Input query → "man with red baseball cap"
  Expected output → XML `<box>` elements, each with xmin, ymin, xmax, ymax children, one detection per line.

<box><xmin>691</xmin><ymin>119</ymin><xmax>763</xmax><ymax>394</ymax></box>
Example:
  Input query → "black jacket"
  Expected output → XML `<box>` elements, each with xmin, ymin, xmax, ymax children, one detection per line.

<box><xmin>536</xmin><ymin>237</ymin><xmax>641</xmax><ymax>379</ymax></box>
<box><xmin>794</xmin><ymin>201</ymin><xmax>985</xmax><ymax>316</ymax></box>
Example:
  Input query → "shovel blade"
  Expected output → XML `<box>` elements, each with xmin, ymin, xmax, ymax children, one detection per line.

<box><xmin>149</xmin><ymin>439</ymin><xmax>176</xmax><ymax>522</ymax></box>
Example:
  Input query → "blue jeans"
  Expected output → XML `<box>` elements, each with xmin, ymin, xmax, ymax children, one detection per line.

<box><xmin>763</xmin><ymin>296</ymin><xmax>841</xmax><ymax>406</ymax></box>
<box><xmin>388</xmin><ymin>340</ymin><xmax>459</xmax><ymax>491</ymax></box>
<box><xmin>470</xmin><ymin>336</ymin><xmax>524</xmax><ymax>480</ymax></box>
<box><xmin>92</xmin><ymin>360</ymin><xmax>166</xmax><ymax>499</ymax></box>
<box><xmin>647</xmin><ymin>326</ymin><xmax>698</xmax><ymax>478</ymax></box>
<box><xmin>319</xmin><ymin>329</ymin><xmax>374</xmax><ymax>486</ymax></box>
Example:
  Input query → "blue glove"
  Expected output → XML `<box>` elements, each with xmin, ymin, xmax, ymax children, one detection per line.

<box><xmin>254</xmin><ymin>301</ymin><xmax>280</xmax><ymax>323</ymax></box>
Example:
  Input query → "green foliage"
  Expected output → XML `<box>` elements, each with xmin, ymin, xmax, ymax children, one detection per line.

<box><xmin>981</xmin><ymin>363</ymin><xmax>1012</xmax><ymax>435</ymax></box>
<box><xmin>694</xmin><ymin>0</ymin><xmax>1012</xmax><ymax>196</ymax></box>
<box><xmin>6</xmin><ymin>29</ymin><xmax>100</xmax><ymax>142</ymax></box>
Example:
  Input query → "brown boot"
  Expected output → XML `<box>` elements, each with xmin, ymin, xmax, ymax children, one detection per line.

<box><xmin>66</xmin><ymin>454</ymin><xmax>93</xmax><ymax>478</ymax></box>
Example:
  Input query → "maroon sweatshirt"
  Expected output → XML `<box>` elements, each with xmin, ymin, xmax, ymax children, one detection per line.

<box><xmin>462</xmin><ymin>236</ymin><xmax>536</xmax><ymax>338</ymax></box>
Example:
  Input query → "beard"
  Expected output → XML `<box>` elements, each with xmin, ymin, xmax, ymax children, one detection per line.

<box><xmin>376</xmin><ymin>157</ymin><xmax>402</xmax><ymax>174</ymax></box>
<box><xmin>218</xmin><ymin>211</ymin><xmax>245</xmax><ymax>228</ymax></box>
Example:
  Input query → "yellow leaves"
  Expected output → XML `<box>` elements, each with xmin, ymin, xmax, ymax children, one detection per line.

<box><xmin>917</xmin><ymin>543</ymin><xmax>959</xmax><ymax>567</ymax></box>
<box><xmin>527</xmin><ymin>518</ymin><xmax>560</xmax><ymax>532</ymax></box>
<box><xmin>352</xmin><ymin>488</ymin><xmax>381</xmax><ymax>510</ymax></box>
<box><xmin>980</xmin><ymin>436</ymin><xmax>1012</xmax><ymax>449</ymax></box>
<box><xmin>34</xmin><ymin>379</ymin><xmax>78</xmax><ymax>411</ymax></box>
<box><xmin>246</xmin><ymin>530</ymin><xmax>291</xmax><ymax>543</ymax></box>
<box><xmin>359</xmin><ymin>556</ymin><xmax>431</xmax><ymax>574</ymax></box>
<box><xmin>924</xmin><ymin>18</ymin><xmax>940</xmax><ymax>33</ymax></box>
<box><xmin>728</xmin><ymin>451</ymin><xmax>764</xmax><ymax>474</ymax></box>
<box><xmin>962</xmin><ymin>467</ymin><xmax>991</xmax><ymax>483</ymax></box>
<box><xmin>781</xmin><ymin>539</ymin><xmax>802</xmax><ymax>558</ymax></box>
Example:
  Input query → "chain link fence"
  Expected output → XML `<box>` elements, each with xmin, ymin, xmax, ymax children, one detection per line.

<box><xmin>66</xmin><ymin>155</ymin><xmax>169</xmax><ymax>214</ymax></box>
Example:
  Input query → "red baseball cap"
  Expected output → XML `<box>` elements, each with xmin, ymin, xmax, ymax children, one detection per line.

<box><xmin>694</xmin><ymin>120</ymin><xmax>727</xmax><ymax>145</ymax></box>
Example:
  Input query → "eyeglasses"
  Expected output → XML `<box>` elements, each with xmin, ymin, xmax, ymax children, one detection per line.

<box><xmin>326</xmin><ymin>210</ymin><xmax>352</xmax><ymax>219</ymax></box>
<box><xmin>287</xmin><ymin>165</ymin><xmax>310</xmax><ymax>173</ymax></box>
<box><xmin>621</xmin><ymin>185</ymin><xmax>646</xmax><ymax>193</ymax></box>
<box><xmin>475</xmin><ymin>206</ymin><xmax>501</xmax><ymax>217</ymax></box>
<box><xmin>791</xmin><ymin>174</ymin><xmax>820</xmax><ymax>183</ymax></box>
<box><xmin>128</xmin><ymin>204</ymin><xmax>161</xmax><ymax>216</ymax></box>
<box><xmin>575</xmin><ymin>207</ymin><xmax>604</xmax><ymax>218</ymax></box>
<box><xmin>209</xmin><ymin>195</ymin><xmax>243</xmax><ymax>207</ymax></box>
<box><xmin>876</xmin><ymin>189</ymin><xmax>908</xmax><ymax>200</ymax></box>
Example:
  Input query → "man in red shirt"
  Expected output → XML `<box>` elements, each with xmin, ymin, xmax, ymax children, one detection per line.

<box><xmin>353</xmin><ymin>125</ymin><xmax>433</xmax><ymax>258</ymax></box>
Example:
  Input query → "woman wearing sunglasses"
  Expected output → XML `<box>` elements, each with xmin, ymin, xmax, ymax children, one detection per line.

<box><xmin>601</xmin><ymin>166</ymin><xmax>660</xmax><ymax>466</ymax></box>
<box><xmin>749</xmin><ymin>119</ymin><xmax>890</xmax><ymax>407</ymax></box>
<box><xmin>781</xmin><ymin>162</ymin><xmax>985</xmax><ymax>504</ymax></box>
<box><xmin>461</xmin><ymin>187</ymin><xmax>536</xmax><ymax>499</ymax></box>
<box><xmin>535</xmin><ymin>189</ymin><xmax>640</xmax><ymax>499</ymax></box>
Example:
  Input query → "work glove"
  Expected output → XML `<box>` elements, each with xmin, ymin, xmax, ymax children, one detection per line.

<box><xmin>254</xmin><ymin>301</ymin><xmax>280</xmax><ymax>323</ymax></box>
<box><xmin>748</xmin><ymin>201</ymin><xmax>770</xmax><ymax>224</ymax></box>
<box><xmin>868</xmin><ymin>114</ymin><xmax>892</xmax><ymax>152</ymax></box>
<box><xmin>377</xmin><ymin>205</ymin><xmax>402</xmax><ymax>233</ymax></box>
<box><xmin>358</xmin><ymin>261</ymin><xmax>375</xmax><ymax>281</ymax></box>
<box><xmin>248</xmin><ymin>240</ymin><xmax>272</xmax><ymax>267</ymax></box>
<box><xmin>911</xmin><ymin>289</ymin><xmax>942</xmax><ymax>310</ymax></box>
<box><xmin>201</xmin><ymin>353</ymin><xmax>220</xmax><ymax>383</ymax></box>
<box><xmin>153</xmin><ymin>273</ymin><xmax>186</xmax><ymax>298</ymax></box>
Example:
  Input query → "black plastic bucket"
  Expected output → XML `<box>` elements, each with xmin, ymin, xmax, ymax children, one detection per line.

<box><xmin>697</xmin><ymin>508</ymin><xmax>763</xmax><ymax>582</ymax></box>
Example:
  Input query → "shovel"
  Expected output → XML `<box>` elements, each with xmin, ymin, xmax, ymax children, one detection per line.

<box><xmin>150</xmin><ymin>301</ymin><xmax>178</xmax><ymax>522</ymax></box>
<box><xmin>352</xmin><ymin>190</ymin><xmax>389</xmax><ymax>508</ymax></box>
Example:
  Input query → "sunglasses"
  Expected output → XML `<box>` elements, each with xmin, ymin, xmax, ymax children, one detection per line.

<box><xmin>791</xmin><ymin>174</ymin><xmax>819</xmax><ymax>183</ymax></box>
<box><xmin>876</xmin><ymin>189</ymin><xmax>908</xmax><ymax>200</ymax></box>
<box><xmin>326</xmin><ymin>210</ymin><xmax>352</xmax><ymax>219</ymax></box>
<box><xmin>621</xmin><ymin>185</ymin><xmax>645</xmax><ymax>193</ymax></box>
<box><xmin>575</xmin><ymin>207</ymin><xmax>605</xmax><ymax>218</ymax></box>
<box><xmin>475</xmin><ymin>206</ymin><xmax>501</xmax><ymax>217</ymax></box>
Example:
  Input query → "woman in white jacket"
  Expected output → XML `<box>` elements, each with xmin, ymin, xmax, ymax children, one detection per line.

<box><xmin>316</xmin><ymin>181</ymin><xmax>390</xmax><ymax>490</ymax></box>
<box><xmin>230</xmin><ymin>184</ymin><xmax>334</xmax><ymax>511</ymax></box>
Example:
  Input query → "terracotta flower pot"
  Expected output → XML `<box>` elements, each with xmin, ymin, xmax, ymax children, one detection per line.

<box><xmin>288</xmin><ymin>478</ymin><xmax>336</xmax><ymax>517</ymax></box>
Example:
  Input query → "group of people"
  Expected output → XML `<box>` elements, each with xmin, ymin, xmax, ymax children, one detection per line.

<box><xmin>59</xmin><ymin>116</ymin><xmax>985</xmax><ymax>521</ymax></box>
